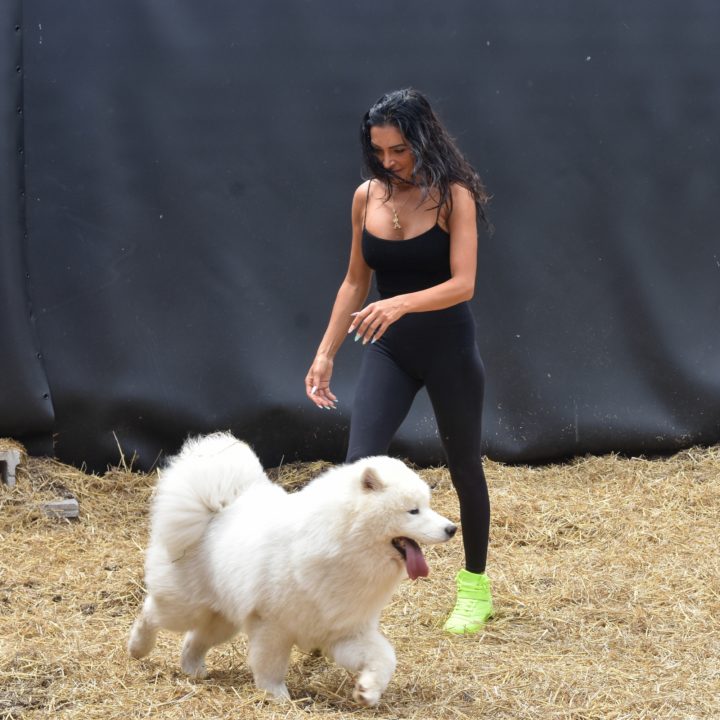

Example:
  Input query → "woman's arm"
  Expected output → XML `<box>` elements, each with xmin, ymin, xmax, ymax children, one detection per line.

<box><xmin>305</xmin><ymin>183</ymin><xmax>373</xmax><ymax>408</ymax></box>
<box><xmin>350</xmin><ymin>184</ymin><xmax>478</xmax><ymax>343</ymax></box>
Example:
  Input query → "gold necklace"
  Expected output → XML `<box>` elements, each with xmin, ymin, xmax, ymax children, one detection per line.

<box><xmin>389</xmin><ymin>190</ymin><xmax>412</xmax><ymax>231</ymax></box>
<box><xmin>390</xmin><ymin>202</ymin><xmax>402</xmax><ymax>230</ymax></box>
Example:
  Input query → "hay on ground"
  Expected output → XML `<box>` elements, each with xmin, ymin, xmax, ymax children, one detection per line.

<box><xmin>1</xmin><ymin>440</ymin><xmax>718</xmax><ymax>719</ymax></box>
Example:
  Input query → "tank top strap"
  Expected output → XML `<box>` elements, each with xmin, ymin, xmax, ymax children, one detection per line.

<box><xmin>362</xmin><ymin>180</ymin><xmax>372</xmax><ymax>231</ymax></box>
<box><xmin>435</xmin><ymin>195</ymin><xmax>445</xmax><ymax>226</ymax></box>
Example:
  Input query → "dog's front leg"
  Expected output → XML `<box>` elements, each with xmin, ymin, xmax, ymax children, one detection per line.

<box><xmin>245</xmin><ymin>617</ymin><xmax>293</xmax><ymax>700</ymax></box>
<box><xmin>329</xmin><ymin>630</ymin><xmax>396</xmax><ymax>707</ymax></box>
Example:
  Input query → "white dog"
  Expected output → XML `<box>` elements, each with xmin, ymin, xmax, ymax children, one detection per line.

<box><xmin>127</xmin><ymin>432</ymin><xmax>456</xmax><ymax>706</ymax></box>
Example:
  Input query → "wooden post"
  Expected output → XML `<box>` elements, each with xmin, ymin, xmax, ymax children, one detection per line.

<box><xmin>0</xmin><ymin>448</ymin><xmax>21</xmax><ymax>487</ymax></box>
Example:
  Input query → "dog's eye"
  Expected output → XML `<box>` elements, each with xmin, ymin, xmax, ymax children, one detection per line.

<box><xmin>408</xmin><ymin>508</ymin><xmax>419</xmax><ymax>515</ymax></box>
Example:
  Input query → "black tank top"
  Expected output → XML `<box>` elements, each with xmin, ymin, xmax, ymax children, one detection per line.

<box><xmin>361</xmin><ymin>183</ymin><xmax>452</xmax><ymax>299</ymax></box>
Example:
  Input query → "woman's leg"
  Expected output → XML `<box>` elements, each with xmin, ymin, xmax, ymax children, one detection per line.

<box><xmin>425</xmin><ymin>337</ymin><xmax>493</xmax><ymax>634</ymax></box>
<box><xmin>346</xmin><ymin>343</ymin><xmax>422</xmax><ymax>462</ymax></box>
<box><xmin>426</xmin><ymin>328</ymin><xmax>493</xmax><ymax>635</ymax></box>
<box><xmin>425</xmin><ymin>339</ymin><xmax>489</xmax><ymax>574</ymax></box>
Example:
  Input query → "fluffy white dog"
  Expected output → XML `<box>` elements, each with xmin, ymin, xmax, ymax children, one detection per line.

<box><xmin>128</xmin><ymin>432</ymin><xmax>456</xmax><ymax>706</ymax></box>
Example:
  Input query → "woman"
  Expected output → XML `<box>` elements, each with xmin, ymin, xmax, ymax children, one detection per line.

<box><xmin>305</xmin><ymin>88</ymin><xmax>492</xmax><ymax>634</ymax></box>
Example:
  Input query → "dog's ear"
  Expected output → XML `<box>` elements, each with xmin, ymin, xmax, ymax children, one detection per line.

<box><xmin>361</xmin><ymin>467</ymin><xmax>385</xmax><ymax>492</ymax></box>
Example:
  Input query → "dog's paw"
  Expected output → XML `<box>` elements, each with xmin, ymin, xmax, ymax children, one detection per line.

<box><xmin>127</xmin><ymin>637</ymin><xmax>148</xmax><ymax>660</ymax></box>
<box><xmin>352</xmin><ymin>680</ymin><xmax>382</xmax><ymax>707</ymax></box>
<box><xmin>180</xmin><ymin>655</ymin><xmax>208</xmax><ymax>679</ymax></box>
<box><xmin>257</xmin><ymin>681</ymin><xmax>291</xmax><ymax>702</ymax></box>
<box><xmin>127</xmin><ymin>622</ymin><xmax>155</xmax><ymax>659</ymax></box>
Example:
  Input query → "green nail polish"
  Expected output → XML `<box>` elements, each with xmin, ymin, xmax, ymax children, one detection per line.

<box><xmin>354</xmin><ymin>333</ymin><xmax>360</xmax><ymax>342</ymax></box>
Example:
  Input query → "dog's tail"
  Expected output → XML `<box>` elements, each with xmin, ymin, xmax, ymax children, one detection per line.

<box><xmin>149</xmin><ymin>432</ymin><xmax>268</xmax><ymax>559</ymax></box>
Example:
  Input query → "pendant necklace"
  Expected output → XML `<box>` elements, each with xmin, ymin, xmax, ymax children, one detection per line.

<box><xmin>390</xmin><ymin>203</ymin><xmax>402</xmax><ymax>230</ymax></box>
<box><xmin>389</xmin><ymin>190</ymin><xmax>412</xmax><ymax>231</ymax></box>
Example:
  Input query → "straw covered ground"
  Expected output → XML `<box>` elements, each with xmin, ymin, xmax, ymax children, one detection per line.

<box><xmin>1</xmin><ymin>437</ymin><xmax>718</xmax><ymax>719</ymax></box>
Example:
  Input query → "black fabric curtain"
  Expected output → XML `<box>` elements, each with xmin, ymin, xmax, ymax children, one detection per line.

<box><xmin>1</xmin><ymin>0</ymin><xmax>718</xmax><ymax>471</ymax></box>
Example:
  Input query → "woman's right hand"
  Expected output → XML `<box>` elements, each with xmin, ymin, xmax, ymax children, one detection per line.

<box><xmin>305</xmin><ymin>355</ymin><xmax>338</xmax><ymax>409</ymax></box>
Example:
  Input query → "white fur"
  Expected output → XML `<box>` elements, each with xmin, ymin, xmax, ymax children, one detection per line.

<box><xmin>128</xmin><ymin>432</ymin><xmax>456</xmax><ymax>706</ymax></box>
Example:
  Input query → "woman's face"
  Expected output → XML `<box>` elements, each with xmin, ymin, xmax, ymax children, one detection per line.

<box><xmin>369</xmin><ymin>124</ymin><xmax>414</xmax><ymax>183</ymax></box>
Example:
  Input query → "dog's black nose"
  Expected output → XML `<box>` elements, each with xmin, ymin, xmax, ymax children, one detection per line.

<box><xmin>445</xmin><ymin>524</ymin><xmax>457</xmax><ymax>538</ymax></box>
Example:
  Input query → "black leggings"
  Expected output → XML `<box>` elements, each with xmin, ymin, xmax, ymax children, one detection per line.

<box><xmin>346</xmin><ymin>303</ymin><xmax>490</xmax><ymax>574</ymax></box>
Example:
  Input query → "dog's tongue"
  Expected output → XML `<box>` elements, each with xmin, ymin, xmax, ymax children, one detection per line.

<box><xmin>404</xmin><ymin>539</ymin><xmax>429</xmax><ymax>580</ymax></box>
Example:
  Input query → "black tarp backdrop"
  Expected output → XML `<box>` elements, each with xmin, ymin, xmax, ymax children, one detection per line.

<box><xmin>0</xmin><ymin>3</ymin><xmax>54</xmax><ymax>453</ymax></box>
<box><xmin>1</xmin><ymin>1</ymin><xmax>718</xmax><ymax>471</ymax></box>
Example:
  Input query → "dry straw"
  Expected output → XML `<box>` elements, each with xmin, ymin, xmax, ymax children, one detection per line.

<box><xmin>1</xmin><ymin>436</ymin><xmax>718</xmax><ymax>719</ymax></box>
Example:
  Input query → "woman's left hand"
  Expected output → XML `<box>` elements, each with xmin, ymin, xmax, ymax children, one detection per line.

<box><xmin>348</xmin><ymin>296</ymin><xmax>408</xmax><ymax>345</ymax></box>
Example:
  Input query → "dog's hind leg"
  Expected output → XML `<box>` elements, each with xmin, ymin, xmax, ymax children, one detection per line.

<box><xmin>128</xmin><ymin>595</ymin><xmax>161</xmax><ymax>659</ymax></box>
<box><xmin>329</xmin><ymin>630</ymin><xmax>396</xmax><ymax>707</ymax></box>
<box><xmin>180</xmin><ymin>611</ymin><xmax>238</xmax><ymax>679</ymax></box>
<box><xmin>245</xmin><ymin>617</ymin><xmax>293</xmax><ymax>700</ymax></box>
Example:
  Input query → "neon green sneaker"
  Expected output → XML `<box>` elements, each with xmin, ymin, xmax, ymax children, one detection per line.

<box><xmin>443</xmin><ymin>569</ymin><xmax>493</xmax><ymax>635</ymax></box>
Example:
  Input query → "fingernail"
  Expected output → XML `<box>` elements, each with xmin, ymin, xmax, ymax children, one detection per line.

<box><xmin>371</xmin><ymin>338</ymin><xmax>377</xmax><ymax>344</ymax></box>
<box><xmin>347</xmin><ymin>326</ymin><xmax>355</xmax><ymax>335</ymax></box>
<box><xmin>354</xmin><ymin>333</ymin><xmax>360</xmax><ymax>342</ymax></box>
<box><xmin>310</xmin><ymin>386</ymin><xmax>317</xmax><ymax>395</ymax></box>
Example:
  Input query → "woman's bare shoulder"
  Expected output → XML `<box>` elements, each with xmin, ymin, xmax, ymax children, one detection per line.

<box><xmin>444</xmin><ymin>183</ymin><xmax>476</xmax><ymax>233</ymax></box>
<box><xmin>449</xmin><ymin>182</ymin><xmax>475</xmax><ymax>205</ymax></box>
<box><xmin>349</xmin><ymin>180</ymin><xmax>372</xmax><ymax>226</ymax></box>
<box><xmin>351</xmin><ymin>180</ymin><xmax>373</xmax><ymax>214</ymax></box>
<box><xmin>353</xmin><ymin>179</ymin><xmax>372</xmax><ymax>200</ymax></box>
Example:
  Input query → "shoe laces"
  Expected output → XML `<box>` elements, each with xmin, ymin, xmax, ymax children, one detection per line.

<box><xmin>451</xmin><ymin>593</ymin><xmax>491</xmax><ymax>619</ymax></box>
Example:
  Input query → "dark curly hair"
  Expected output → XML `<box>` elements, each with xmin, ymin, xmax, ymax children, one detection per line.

<box><xmin>360</xmin><ymin>88</ymin><xmax>490</xmax><ymax>231</ymax></box>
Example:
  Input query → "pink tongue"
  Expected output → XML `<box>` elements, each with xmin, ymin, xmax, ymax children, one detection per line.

<box><xmin>404</xmin><ymin>540</ymin><xmax>429</xmax><ymax>580</ymax></box>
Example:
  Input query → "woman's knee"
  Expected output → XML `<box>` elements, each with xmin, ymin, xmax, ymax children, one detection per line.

<box><xmin>447</xmin><ymin>459</ymin><xmax>487</xmax><ymax>494</ymax></box>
